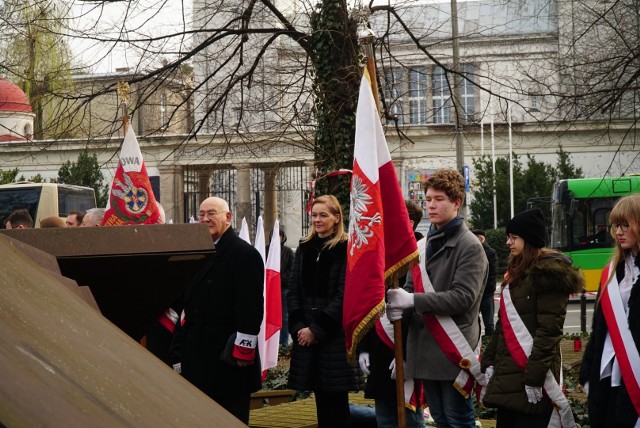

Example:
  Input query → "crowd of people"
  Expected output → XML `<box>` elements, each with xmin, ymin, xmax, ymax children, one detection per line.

<box><xmin>2</xmin><ymin>208</ymin><xmax>104</xmax><ymax>229</ymax></box>
<box><xmin>2</xmin><ymin>169</ymin><xmax>638</xmax><ymax>428</ymax></box>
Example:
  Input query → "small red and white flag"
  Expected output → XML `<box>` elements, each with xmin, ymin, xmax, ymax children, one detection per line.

<box><xmin>255</xmin><ymin>217</ymin><xmax>282</xmax><ymax>378</ymax></box>
<box><xmin>263</xmin><ymin>220</ymin><xmax>282</xmax><ymax>376</ymax></box>
<box><xmin>343</xmin><ymin>69</ymin><xmax>419</xmax><ymax>361</ymax></box>
<box><xmin>102</xmin><ymin>125</ymin><xmax>160</xmax><ymax>226</ymax></box>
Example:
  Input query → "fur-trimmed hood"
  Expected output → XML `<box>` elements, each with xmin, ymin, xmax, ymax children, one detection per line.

<box><xmin>526</xmin><ymin>252</ymin><xmax>584</xmax><ymax>295</ymax></box>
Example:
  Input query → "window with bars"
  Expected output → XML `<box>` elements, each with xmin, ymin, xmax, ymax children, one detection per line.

<box><xmin>381</xmin><ymin>64</ymin><xmax>475</xmax><ymax>126</ymax></box>
<box><xmin>384</xmin><ymin>67</ymin><xmax>404</xmax><ymax>125</ymax></box>
<box><xmin>408</xmin><ymin>67</ymin><xmax>427</xmax><ymax>124</ymax></box>
<box><xmin>432</xmin><ymin>66</ymin><xmax>451</xmax><ymax>124</ymax></box>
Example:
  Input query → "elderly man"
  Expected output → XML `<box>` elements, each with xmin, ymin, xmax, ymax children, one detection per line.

<box><xmin>81</xmin><ymin>208</ymin><xmax>105</xmax><ymax>227</ymax></box>
<box><xmin>171</xmin><ymin>197</ymin><xmax>264</xmax><ymax>424</ymax></box>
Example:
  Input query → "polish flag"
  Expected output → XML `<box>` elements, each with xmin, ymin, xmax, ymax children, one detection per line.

<box><xmin>262</xmin><ymin>220</ymin><xmax>282</xmax><ymax>376</ymax></box>
<box><xmin>343</xmin><ymin>70</ymin><xmax>419</xmax><ymax>361</ymax></box>
<box><xmin>102</xmin><ymin>124</ymin><xmax>160</xmax><ymax>226</ymax></box>
<box><xmin>255</xmin><ymin>217</ymin><xmax>282</xmax><ymax>377</ymax></box>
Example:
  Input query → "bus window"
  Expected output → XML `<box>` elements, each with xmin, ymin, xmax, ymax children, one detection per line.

<box><xmin>58</xmin><ymin>186</ymin><xmax>96</xmax><ymax>216</ymax></box>
<box><xmin>550</xmin><ymin>202</ymin><xmax>568</xmax><ymax>249</ymax></box>
<box><xmin>0</xmin><ymin>187</ymin><xmax>42</xmax><ymax>228</ymax></box>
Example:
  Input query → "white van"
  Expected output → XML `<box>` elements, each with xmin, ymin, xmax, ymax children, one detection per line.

<box><xmin>0</xmin><ymin>182</ymin><xmax>97</xmax><ymax>228</ymax></box>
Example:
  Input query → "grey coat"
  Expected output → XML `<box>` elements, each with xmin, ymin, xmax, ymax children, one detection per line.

<box><xmin>404</xmin><ymin>222</ymin><xmax>488</xmax><ymax>381</ymax></box>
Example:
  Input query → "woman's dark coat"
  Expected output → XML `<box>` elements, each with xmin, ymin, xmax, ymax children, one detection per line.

<box><xmin>287</xmin><ymin>236</ymin><xmax>364</xmax><ymax>392</ymax></box>
<box><xmin>482</xmin><ymin>253</ymin><xmax>583</xmax><ymax>414</ymax></box>
<box><xmin>579</xmin><ymin>254</ymin><xmax>640</xmax><ymax>428</ymax></box>
<box><xmin>171</xmin><ymin>226</ymin><xmax>264</xmax><ymax>398</ymax></box>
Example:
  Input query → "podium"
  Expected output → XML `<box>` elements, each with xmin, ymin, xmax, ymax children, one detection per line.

<box><xmin>0</xmin><ymin>227</ymin><xmax>248</xmax><ymax>426</ymax></box>
<box><xmin>1</xmin><ymin>224</ymin><xmax>215</xmax><ymax>340</ymax></box>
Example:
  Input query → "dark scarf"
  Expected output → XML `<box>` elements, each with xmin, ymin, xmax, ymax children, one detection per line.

<box><xmin>426</xmin><ymin>215</ymin><xmax>464</xmax><ymax>260</ymax></box>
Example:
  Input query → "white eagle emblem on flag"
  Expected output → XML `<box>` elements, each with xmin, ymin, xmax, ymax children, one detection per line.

<box><xmin>348</xmin><ymin>175</ymin><xmax>382</xmax><ymax>256</ymax></box>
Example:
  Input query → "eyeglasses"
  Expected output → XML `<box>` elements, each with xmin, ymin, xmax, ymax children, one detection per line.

<box><xmin>610</xmin><ymin>223</ymin><xmax>630</xmax><ymax>232</ymax></box>
<box><xmin>197</xmin><ymin>210</ymin><xmax>227</xmax><ymax>219</ymax></box>
<box><xmin>506</xmin><ymin>234</ymin><xmax>521</xmax><ymax>242</ymax></box>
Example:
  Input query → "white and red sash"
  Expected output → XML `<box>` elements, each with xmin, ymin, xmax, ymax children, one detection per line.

<box><xmin>500</xmin><ymin>284</ymin><xmax>575</xmax><ymax>428</ymax></box>
<box><xmin>599</xmin><ymin>262</ymin><xmax>640</xmax><ymax>424</ymax></box>
<box><xmin>412</xmin><ymin>238</ymin><xmax>487</xmax><ymax>399</ymax></box>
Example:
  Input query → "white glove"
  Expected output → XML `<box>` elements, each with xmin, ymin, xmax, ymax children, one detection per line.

<box><xmin>358</xmin><ymin>352</ymin><xmax>370</xmax><ymax>376</ymax></box>
<box><xmin>386</xmin><ymin>288</ymin><xmax>414</xmax><ymax>322</ymax></box>
<box><xmin>388</xmin><ymin>359</ymin><xmax>407</xmax><ymax>380</ymax></box>
<box><xmin>525</xmin><ymin>385</ymin><xmax>543</xmax><ymax>404</ymax></box>
<box><xmin>583</xmin><ymin>382</ymin><xmax>589</xmax><ymax>395</ymax></box>
<box><xmin>485</xmin><ymin>366</ymin><xmax>494</xmax><ymax>381</ymax></box>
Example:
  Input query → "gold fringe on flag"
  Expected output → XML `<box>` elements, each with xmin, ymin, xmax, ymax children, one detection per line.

<box><xmin>345</xmin><ymin>249</ymin><xmax>420</xmax><ymax>364</ymax></box>
<box><xmin>346</xmin><ymin>299</ymin><xmax>385</xmax><ymax>364</ymax></box>
<box><xmin>384</xmin><ymin>249</ymin><xmax>420</xmax><ymax>289</ymax></box>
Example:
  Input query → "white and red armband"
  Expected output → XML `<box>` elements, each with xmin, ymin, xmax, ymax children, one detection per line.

<box><xmin>232</xmin><ymin>332</ymin><xmax>258</xmax><ymax>361</ymax></box>
<box><xmin>158</xmin><ymin>308</ymin><xmax>179</xmax><ymax>333</ymax></box>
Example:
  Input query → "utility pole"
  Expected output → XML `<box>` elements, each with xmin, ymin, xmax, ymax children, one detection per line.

<box><xmin>450</xmin><ymin>0</ymin><xmax>466</xmax><ymax>217</ymax></box>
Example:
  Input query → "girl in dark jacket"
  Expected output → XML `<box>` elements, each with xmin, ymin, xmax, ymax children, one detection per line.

<box><xmin>287</xmin><ymin>195</ymin><xmax>363</xmax><ymax>427</ymax></box>
<box><xmin>482</xmin><ymin>209</ymin><xmax>583</xmax><ymax>428</ymax></box>
<box><xmin>580</xmin><ymin>194</ymin><xmax>640</xmax><ymax>428</ymax></box>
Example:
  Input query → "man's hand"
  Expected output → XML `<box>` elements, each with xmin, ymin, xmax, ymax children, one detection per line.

<box><xmin>386</xmin><ymin>288</ymin><xmax>414</xmax><ymax>321</ymax></box>
<box><xmin>358</xmin><ymin>352</ymin><xmax>370</xmax><ymax>376</ymax></box>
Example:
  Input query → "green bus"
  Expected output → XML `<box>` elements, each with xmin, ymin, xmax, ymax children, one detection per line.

<box><xmin>549</xmin><ymin>176</ymin><xmax>640</xmax><ymax>292</ymax></box>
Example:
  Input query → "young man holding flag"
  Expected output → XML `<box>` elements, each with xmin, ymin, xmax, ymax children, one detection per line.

<box><xmin>387</xmin><ymin>168</ymin><xmax>488</xmax><ymax>428</ymax></box>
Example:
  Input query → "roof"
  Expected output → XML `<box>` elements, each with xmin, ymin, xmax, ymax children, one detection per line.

<box><xmin>0</xmin><ymin>78</ymin><xmax>32</xmax><ymax>113</ymax></box>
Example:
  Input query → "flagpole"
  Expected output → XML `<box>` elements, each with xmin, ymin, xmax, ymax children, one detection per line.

<box><xmin>360</xmin><ymin>28</ymin><xmax>407</xmax><ymax>428</ymax></box>
<box><xmin>116</xmin><ymin>81</ymin><xmax>130</xmax><ymax>136</ymax></box>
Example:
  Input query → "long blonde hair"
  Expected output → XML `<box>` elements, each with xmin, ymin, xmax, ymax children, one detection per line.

<box><xmin>601</xmin><ymin>194</ymin><xmax>640</xmax><ymax>296</ymax></box>
<box><xmin>301</xmin><ymin>194</ymin><xmax>348</xmax><ymax>249</ymax></box>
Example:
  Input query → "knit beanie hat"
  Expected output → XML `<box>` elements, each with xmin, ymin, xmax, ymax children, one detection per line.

<box><xmin>506</xmin><ymin>208</ymin><xmax>547</xmax><ymax>248</ymax></box>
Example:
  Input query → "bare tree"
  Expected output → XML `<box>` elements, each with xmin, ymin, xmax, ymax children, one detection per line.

<box><xmin>1</xmin><ymin>0</ymin><xmax>638</xmax><ymax>179</ymax></box>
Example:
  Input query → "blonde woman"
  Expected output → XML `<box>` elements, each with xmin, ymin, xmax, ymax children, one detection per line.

<box><xmin>287</xmin><ymin>195</ymin><xmax>363</xmax><ymax>427</ymax></box>
<box><xmin>580</xmin><ymin>194</ymin><xmax>640</xmax><ymax>428</ymax></box>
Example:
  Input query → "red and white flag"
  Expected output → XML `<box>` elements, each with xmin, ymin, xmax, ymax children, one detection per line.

<box><xmin>102</xmin><ymin>125</ymin><xmax>160</xmax><ymax>226</ymax></box>
<box><xmin>255</xmin><ymin>217</ymin><xmax>282</xmax><ymax>378</ymax></box>
<box><xmin>263</xmin><ymin>220</ymin><xmax>282</xmax><ymax>376</ymax></box>
<box><xmin>343</xmin><ymin>70</ymin><xmax>419</xmax><ymax>361</ymax></box>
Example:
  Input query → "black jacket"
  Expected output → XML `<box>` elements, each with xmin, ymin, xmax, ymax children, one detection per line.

<box><xmin>579</xmin><ymin>253</ymin><xmax>640</xmax><ymax>428</ymax></box>
<box><xmin>287</xmin><ymin>236</ymin><xmax>364</xmax><ymax>392</ymax></box>
<box><xmin>482</xmin><ymin>243</ymin><xmax>498</xmax><ymax>298</ymax></box>
<box><xmin>171</xmin><ymin>227</ymin><xmax>264</xmax><ymax>397</ymax></box>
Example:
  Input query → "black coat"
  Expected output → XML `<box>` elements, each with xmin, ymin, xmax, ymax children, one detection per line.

<box><xmin>287</xmin><ymin>236</ymin><xmax>364</xmax><ymax>392</ymax></box>
<box><xmin>579</xmin><ymin>254</ymin><xmax>640</xmax><ymax>428</ymax></box>
<box><xmin>171</xmin><ymin>226</ymin><xmax>264</xmax><ymax>398</ymax></box>
<box><xmin>482</xmin><ymin>243</ymin><xmax>498</xmax><ymax>298</ymax></box>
